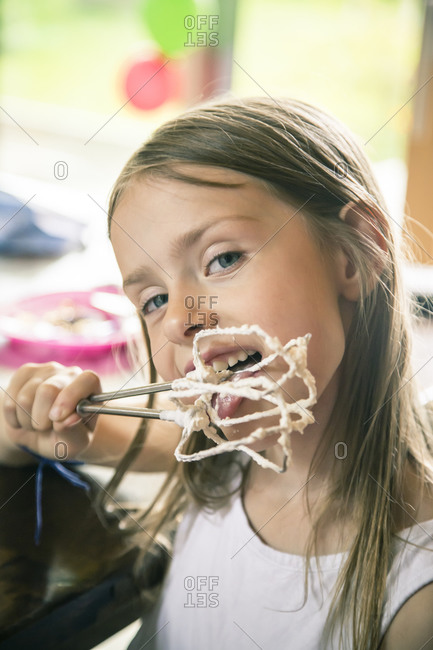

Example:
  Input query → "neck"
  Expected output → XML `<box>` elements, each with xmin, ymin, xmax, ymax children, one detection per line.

<box><xmin>241</xmin><ymin>373</ymin><xmax>358</xmax><ymax>555</ymax></box>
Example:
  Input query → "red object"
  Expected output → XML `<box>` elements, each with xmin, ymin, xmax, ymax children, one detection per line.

<box><xmin>123</xmin><ymin>54</ymin><xmax>173</xmax><ymax>110</ymax></box>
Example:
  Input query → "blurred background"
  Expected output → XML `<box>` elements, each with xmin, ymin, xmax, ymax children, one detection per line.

<box><xmin>0</xmin><ymin>0</ymin><xmax>426</xmax><ymax>201</ymax></box>
<box><xmin>2</xmin><ymin>0</ymin><xmax>423</xmax><ymax>159</ymax></box>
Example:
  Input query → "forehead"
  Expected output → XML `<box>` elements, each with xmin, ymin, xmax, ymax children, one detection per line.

<box><xmin>112</xmin><ymin>165</ymin><xmax>287</xmax><ymax>224</ymax></box>
<box><xmin>109</xmin><ymin>165</ymin><xmax>301</xmax><ymax>279</ymax></box>
<box><xmin>141</xmin><ymin>164</ymin><xmax>270</xmax><ymax>189</ymax></box>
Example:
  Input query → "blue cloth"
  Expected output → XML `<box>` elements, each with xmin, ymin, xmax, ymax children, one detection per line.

<box><xmin>0</xmin><ymin>190</ymin><xmax>85</xmax><ymax>257</ymax></box>
<box><xmin>19</xmin><ymin>445</ymin><xmax>90</xmax><ymax>545</ymax></box>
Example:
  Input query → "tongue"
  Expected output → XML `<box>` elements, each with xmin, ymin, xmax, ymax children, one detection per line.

<box><xmin>214</xmin><ymin>393</ymin><xmax>244</xmax><ymax>419</ymax></box>
<box><xmin>211</xmin><ymin>368</ymin><xmax>256</xmax><ymax>419</ymax></box>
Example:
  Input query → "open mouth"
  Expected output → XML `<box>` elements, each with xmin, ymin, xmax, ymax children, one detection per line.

<box><xmin>212</xmin><ymin>350</ymin><xmax>262</xmax><ymax>375</ymax></box>
<box><xmin>209</xmin><ymin>351</ymin><xmax>262</xmax><ymax>421</ymax></box>
<box><xmin>173</xmin><ymin>325</ymin><xmax>317</xmax><ymax>474</ymax></box>
<box><xmin>230</xmin><ymin>351</ymin><xmax>262</xmax><ymax>373</ymax></box>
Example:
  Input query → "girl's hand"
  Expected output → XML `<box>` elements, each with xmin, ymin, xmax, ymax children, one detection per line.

<box><xmin>1</xmin><ymin>362</ymin><xmax>102</xmax><ymax>463</ymax></box>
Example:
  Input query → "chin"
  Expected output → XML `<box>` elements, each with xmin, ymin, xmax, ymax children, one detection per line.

<box><xmin>219</xmin><ymin>422</ymin><xmax>281</xmax><ymax>453</ymax></box>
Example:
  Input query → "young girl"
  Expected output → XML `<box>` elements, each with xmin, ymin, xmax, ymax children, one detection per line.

<box><xmin>2</xmin><ymin>96</ymin><xmax>433</xmax><ymax>649</ymax></box>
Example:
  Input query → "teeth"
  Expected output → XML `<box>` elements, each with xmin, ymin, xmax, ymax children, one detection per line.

<box><xmin>213</xmin><ymin>360</ymin><xmax>228</xmax><ymax>372</ymax></box>
<box><xmin>212</xmin><ymin>349</ymin><xmax>255</xmax><ymax>372</ymax></box>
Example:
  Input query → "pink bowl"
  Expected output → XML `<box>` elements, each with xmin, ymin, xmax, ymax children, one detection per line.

<box><xmin>0</xmin><ymin>289</ymin><xmax>139</xmax><ymax>363</ymax></box>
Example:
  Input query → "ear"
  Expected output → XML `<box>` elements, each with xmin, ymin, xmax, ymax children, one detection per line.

<box><xmin>336</xmin><ymin>201</ymin><xmax>388</xmax><ymax>302</ymax></box>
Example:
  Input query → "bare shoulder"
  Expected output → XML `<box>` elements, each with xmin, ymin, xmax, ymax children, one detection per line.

<box><xmin>395</xmin><ymin>465</ymin><xmax>433</xmax><ymax>530</ymax></box>
<box><xmin>379</xmin><ymin>582</ymin><xmax>433</xmax><ymax>649</ymax></box>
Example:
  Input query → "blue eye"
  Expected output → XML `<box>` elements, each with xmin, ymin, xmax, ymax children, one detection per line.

<box><xmin>208</xmin><ymin>251</ymin><xmax>243</xmax><ymax>274</ymax></box>
<box><xmin>142</xmin><ymin>293</ymin><xmax>168</xmax><ymax>315</ymax></box>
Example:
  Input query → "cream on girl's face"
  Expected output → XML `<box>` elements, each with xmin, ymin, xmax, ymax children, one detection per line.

<box><xmin>111</xmin><ymin>166</ymin><xmax>349</xmax><ymax>439</ymax></box>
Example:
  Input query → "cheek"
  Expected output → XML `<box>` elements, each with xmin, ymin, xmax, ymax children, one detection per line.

<box><xmin>152</xmin><ymin>352</ymin><xmax>173</xmax><ymax>382</ymax></box>
<box><xmin>153</xmin><ymin>358</ymin><xmax>168</xmax><ymax>380</ymax></box>
<box><xmin>251</xmin><ymin>280</ymin><xmax>346</xmax><ymax>399</ymax></box>
<box><xmin>278</xmin><ymin>276</ymin><xmax>346</xmax><ymax>397</ymax></box>
<box><xmin>305</xmin><ymin>309</ymin><xmax>346</xmax><ymax>398</ymax></box>
<box><xmin>144</xmin><ymin>328</ymin><xmax>172</xmax><ymax>380</ymax></box>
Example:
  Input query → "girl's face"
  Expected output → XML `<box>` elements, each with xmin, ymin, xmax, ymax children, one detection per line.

<box><xmin>111</xmin><ymin>166</ymin><xmax>351</xmax><ymax>443</ymax></box>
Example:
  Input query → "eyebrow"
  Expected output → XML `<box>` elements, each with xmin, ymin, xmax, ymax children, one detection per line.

<box><xmin>123</xmin><ymin>265</ymin><xmax>155</xmax><ymax>291</ymax></box>
<box><xmin>122</xmin><ymin>215</ymin><xmax>258</xmax><ymax>291</ymax></box>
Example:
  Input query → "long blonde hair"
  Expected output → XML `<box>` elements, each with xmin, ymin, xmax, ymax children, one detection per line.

<box><xmin>106</xmin><ymin>96</ymin><xmax>433</xmax><ymax>649</ymax></box>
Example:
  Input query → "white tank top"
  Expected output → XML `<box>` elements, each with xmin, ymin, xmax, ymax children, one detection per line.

<box><xmin>128</xmin><ymin>492</ymin><xmax>433</xmax><ymax>649</ymax></box>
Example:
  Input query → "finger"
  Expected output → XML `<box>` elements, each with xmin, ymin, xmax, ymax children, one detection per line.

<box><xmin>3</xmin><ymin>363</ymin><xmax>63</xmax><ymax>429</ymax></box>
<box><xmin>11</xmin><ymin>377</ymin><xmax>46</xmax><ymax>431</ymax></box>
<box><xmin>3</xmin><ymin>388</ymin><xmax>26</xmax><ymax>430</ymax></box>
<box><xmin>49</xmin><ymin>370</ymin><xmax>102</xmax><ymax>429</ymax></box>
<box><xmin>5</xmin><ymin>362</ymin><xmax>62</xmax><ymax>397</ymax></box>
<box><xmin>32</xmin><ymin>371</ymin><xmax>83</xmax><ymax>432</ymax></box>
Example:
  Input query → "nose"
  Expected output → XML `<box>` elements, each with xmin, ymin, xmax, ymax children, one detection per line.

<box><xmin>162</xmin><ymin>290</ymin><xmax>219</xmax><ymax>344</ymax></box>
